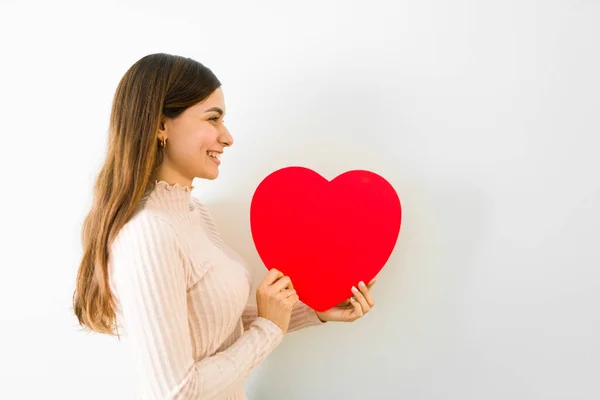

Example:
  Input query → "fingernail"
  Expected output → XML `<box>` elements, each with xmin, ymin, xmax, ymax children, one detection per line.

<box><xmin>352</xmin><ymin>286</ymin><xmax>358</xmax><ymax>293</ymax></box>
<box><xmin>350</xmin><ymin>297</ymin><xmax>356</xmax><ymax>302</ymax></box>
<box><xmin>359</xmin><ymin>281</ymin><xmax>365</xmax><ymax>288</ymax></box>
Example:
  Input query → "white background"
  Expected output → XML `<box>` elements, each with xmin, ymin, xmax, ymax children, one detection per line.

<box><xmin>1</xmin><ymin>0</ymin><xmax>599</xmax><ymax>399</ymax></box>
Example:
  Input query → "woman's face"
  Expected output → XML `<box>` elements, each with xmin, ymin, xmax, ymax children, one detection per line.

<box><xmin>157</xmin><ymin>87</ymin><xmax>233</xmax><ymax>184</ymax></box>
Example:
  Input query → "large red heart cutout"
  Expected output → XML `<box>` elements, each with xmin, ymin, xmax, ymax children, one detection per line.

<box><xmin>250</xmin><ymin>167</ymin><xmax>402</xmax><ymax>311</ymax></box>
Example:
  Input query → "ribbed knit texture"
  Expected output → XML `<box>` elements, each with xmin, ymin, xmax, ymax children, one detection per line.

<box><xmin>108</xmin><ymin>181</ymin><xmax>324</xmax><ymax>400</ymax></box>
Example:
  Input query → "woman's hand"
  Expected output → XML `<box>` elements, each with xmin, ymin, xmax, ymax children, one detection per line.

<box><xmin>315</xmin><ymin>278</ymin><xmax>377</xmax><ymax>323</ymax></box>
<box><xmin>256</xmin><ymin>268</ymin><xmax>300</xmax><ymax>333</ymax></box>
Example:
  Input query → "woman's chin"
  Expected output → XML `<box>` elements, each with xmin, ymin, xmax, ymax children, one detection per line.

<box><xmin>199</xmin><ymin>170</ymin><xmax>219</xmax><ymax>180</ymax></box>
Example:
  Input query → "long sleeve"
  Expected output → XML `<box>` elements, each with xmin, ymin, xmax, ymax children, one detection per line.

<box><xmin>110</xmin><ymin>214</ymin><xmax>284</xmax><ymax>400</ymax></box>
<box><xmin>242</xmin><ymin>301</ymin><xmax>326</xmax><ymax>333</ymax></box>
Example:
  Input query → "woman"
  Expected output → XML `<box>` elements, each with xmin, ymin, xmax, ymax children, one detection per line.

<box><xmin>73</xmin><ymin>53</ymin><xmax>376</xmax><ymax>400</ymax></box>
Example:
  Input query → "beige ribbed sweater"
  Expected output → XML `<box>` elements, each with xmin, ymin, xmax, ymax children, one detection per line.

<box><xmin>108</xmin><ymin>181</ymin><xmax>324</xmax><ymax>400</ymax></box>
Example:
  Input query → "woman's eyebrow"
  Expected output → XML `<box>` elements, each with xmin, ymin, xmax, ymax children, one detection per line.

<box><xmin>204</xmin><ymin>107</ymin><xmax>224</xmax><ymax>116</ymax></box>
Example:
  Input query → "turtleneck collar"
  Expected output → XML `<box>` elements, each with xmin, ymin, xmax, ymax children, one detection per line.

<box><xmin>141</xmin><ymin>180</ymin><xmax>195</xmax><ymax>212</ymax></box>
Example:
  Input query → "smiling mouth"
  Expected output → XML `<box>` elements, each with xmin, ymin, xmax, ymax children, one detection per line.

<box><xmin>207</xmin><ymin>151</ymin><xmax>221</xmax><ymax>159</ymax></box>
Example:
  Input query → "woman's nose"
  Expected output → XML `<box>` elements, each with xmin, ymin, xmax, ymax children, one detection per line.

<box><xmin>220</xmin><ymin>128</ymin><xmax>234</xmax><ymax>147</ymax></box>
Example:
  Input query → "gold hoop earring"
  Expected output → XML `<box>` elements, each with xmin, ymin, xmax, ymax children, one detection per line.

<box><xmin>160</xmin><ymin>137</ymin><xmax>167</xmax><ymax>148</ymax></box>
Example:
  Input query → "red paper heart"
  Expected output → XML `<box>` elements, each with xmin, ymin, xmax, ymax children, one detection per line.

<box><xmin>250</xmin><ymin>167</ymin><xmax>401</xmax><ymax>311</ymax></box>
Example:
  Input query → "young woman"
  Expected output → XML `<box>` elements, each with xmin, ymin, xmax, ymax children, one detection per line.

<box><xmin>73</xmin><ymin>53</ymin><xmax>376</xmax><ymax>399</ymax></box>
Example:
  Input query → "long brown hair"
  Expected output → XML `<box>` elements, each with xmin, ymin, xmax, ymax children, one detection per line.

<box><xmin>73</xmin><ymin>53</ymin><xmax>221</xmax><ymax>335</ymax></box>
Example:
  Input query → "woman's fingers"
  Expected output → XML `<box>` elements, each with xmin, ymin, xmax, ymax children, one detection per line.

<box><xmin>262</xmin><ymin>268</ymin><xmax>284</xmax><ymax>286</ymax></box>
<box><xmin>358</xmin><ymin>280</ymin><xmax>375</xmax><ymax>307</ymax></box>
<box><xmin>349</xmin><ymin>296</ymin><xmax>364</xmax><ymax>319</ymax></box>
<box><xmin>351</xmin><ymin>284</ymin><xmax>371</xmax><ymax>313</ymax></box>
<box><xmin>287</xmin><ymin>292</ymin><xmax>300</xmax><ymax>303</ymax></box>
<box><xmin>272</xmin><ymin>276</ymin><xmax>293</xmax><ymax>293</ymax></box>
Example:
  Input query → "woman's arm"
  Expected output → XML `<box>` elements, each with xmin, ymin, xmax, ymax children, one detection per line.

<box><xmin>242</xmin><ymin>301</ymin><xmax>325</xmax><ymax>333</ymax></box>
<box><xmin>110</xmin><ymin>214</ymin><xmax>284</xmax><ymax>400</ymax></box>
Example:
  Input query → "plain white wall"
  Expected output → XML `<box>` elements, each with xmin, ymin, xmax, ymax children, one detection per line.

<box><xmin>1</xmin><ymin>0</ymin><xmax>599</xmax><ymax>399</ymax></box>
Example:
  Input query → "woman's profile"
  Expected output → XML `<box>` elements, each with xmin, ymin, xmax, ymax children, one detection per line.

<box><xmin>72</xmin><ymin>53</ymin><xmax>376</xmax><ymax>399</ymax></box>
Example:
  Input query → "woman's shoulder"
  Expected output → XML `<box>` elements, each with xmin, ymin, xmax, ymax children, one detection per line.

<box><xmin>111</xmin><ymin>208</ymin><xmax>180</xmax><ymax>252</ymax></box>
<box><xmin>129</xmin><ymin>206</ymin><xmax>178</xmax><ymax>230</ymax></box>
